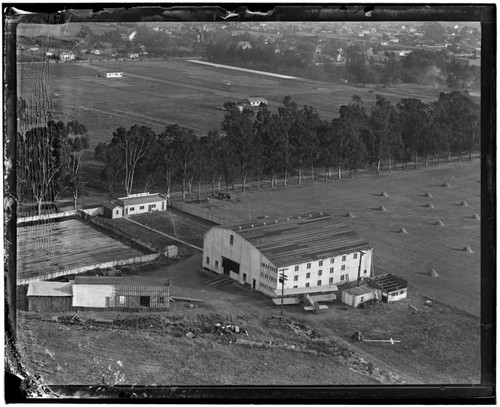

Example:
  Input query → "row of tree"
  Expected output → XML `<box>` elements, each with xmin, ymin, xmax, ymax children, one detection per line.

<box><xmin>94</xmin><ymin>91</ymin><xmax>479</xmax><ymax>202</ymax></box>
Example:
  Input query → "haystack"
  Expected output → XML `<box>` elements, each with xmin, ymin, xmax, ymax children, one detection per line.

<box><xmin>472</xmin><ymin>214</ymin><xmax>480</xmax><ymax>220</ymax></box>
<box><xmin>399</xmin><ymin>228</ymin><xmax>408</xmax><ymax>234</ymax></box>
<box><xmin>460</xmin><ymin>201</ymin><xmax>469</xmax><ymax>207</ymax></box>
<box><xmin>379</xmin><ymin>205</ymin><xmax>387</xmax><ymax>212</ymax></box>
<box><xmin>462</xmin><ymin>245</ymin><xmax>473</xmax><ymax>253</ymax></box>
<box><xmin>426</xmin><ymin>203</ymin><xmax>435</xmax><ymax>209</ymax></box>
<box><xmin>428</xmin><ymin>268</ymin><xmax>439</xmax><ymax>277</ymax></box>
<box><xmin>346</xmin><ymin>212</ymin><xmax>354</xmax><ymax>218</ymax></box>
<box><xmin>380</xmin><ymin>192</ymin><xmax>389</xmax><ymax>197</ymax></box>
<box><xmin>425</xmin><ymin>192</ymin><xmax>433</xmax><ymax>198</ymax></box>
<box><xmin>442</xmin><ymin>182</ymin><xmax>451</xmax><ymax>187</ymax></box>
<box><xmin>435</xmin><ymin>220</ymin><xmax>445</xmax><ymax>226</ymax></box>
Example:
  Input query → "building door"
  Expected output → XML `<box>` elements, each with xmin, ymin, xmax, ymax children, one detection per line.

<box><xmin>140</xmin><ymin>296</ymin><xmax>150</xmax><ymax>307</ymax></box>
<box><xmin>252</xmin><ymin>279</ymin><xmax>256</xmax><ymax>290</ymax></box>
<box><xmin>222</xmin><ymin>257</ymin><xmax>240</xmax><ymax>276</ymax></box>
<box><xmin>243</xmin><ymin>273</ymin><xmax>247</xmax><ymax>282</ymax></box>
<box><xmin>148</xmin><ymin>204</ymin><xmax>154</xmax><ymax>211</ymax></box>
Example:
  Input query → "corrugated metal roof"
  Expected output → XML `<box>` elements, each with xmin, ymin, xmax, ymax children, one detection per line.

<box><xmin>74</xmin><ymin>276</ymin><xmax>170</xmax><ymax>286</ymax></box>
<box><xmin>224</xmin><ymin>212</ymin><xmax>371</xmax><ymax>268</ymax></box>
<box><xmin>118</xmin><ymin>194</ymin><xmax>166</xmax><ymax>206</ymax></box>
<box><xmin>27</xmin><ymin>281</ymin><xmax>74</xmax><ymax>297</ymax></box>
<box><xmin>343</xmin><ymin>285</ymin><xmax>378</xmax><ymax>297</ymax></box>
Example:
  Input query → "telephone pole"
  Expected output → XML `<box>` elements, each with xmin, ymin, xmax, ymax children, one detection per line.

<box><xmin>279</xmin><ymin>269</ymin><xmax>288</xmax><ymax>317</ymax></box>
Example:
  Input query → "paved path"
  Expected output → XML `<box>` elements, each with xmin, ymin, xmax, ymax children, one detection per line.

<box><xmin>125</xmin><ymin>217</ymin><xmax>203</xmax><ymax>252</ymax></box>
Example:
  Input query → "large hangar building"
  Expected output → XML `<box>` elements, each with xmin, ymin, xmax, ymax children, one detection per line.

<box><xmin>202</xmin><ymin>212</ymin><xmax>373</xmax><ymax>298</ymax></box>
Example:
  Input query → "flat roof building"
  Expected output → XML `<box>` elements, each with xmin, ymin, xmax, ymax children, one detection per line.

<box><xmin>103</xmin><ymin>192</ymin><xmax>168</xmax><ymax>219</ymax></box>
<box><xmin>202</xmin><ymin>212</ymin><xmax>373</xmax><ymax>299</ymax></box>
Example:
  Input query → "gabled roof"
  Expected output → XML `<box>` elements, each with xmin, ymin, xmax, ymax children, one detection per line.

<box><xmin>221</xmin><ymin>212</ymin><xmax>371</xmax><ymax>268</ymax></box>
<box><xmin>118</xmin><ymin>193</ymin><xmax>166</xmax><ymax>206</ymax></box>
<box><xmin>103</xmin><ymin>200</ymin><xmax>121</xmax><ymax>210</ymax></box>
<box><xmin>27</xmin><ymin>281</ymin><xmax>74</xmax><ymax>297</ymax></box>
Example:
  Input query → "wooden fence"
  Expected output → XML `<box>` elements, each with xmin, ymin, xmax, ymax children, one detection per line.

<box><xmin>170</xmin><ymin>200</ymin><xmax>228</xmax><ymax>225</ymax></box>
<box><xmin>17</xmin><ymin>253</ymin><xmax>161</xmax><ymax>286</ymax></box>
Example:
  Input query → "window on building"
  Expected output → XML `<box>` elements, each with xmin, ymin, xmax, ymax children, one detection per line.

<box><xmin>330</xmin><ymin>267</ymin><xmax>334</xmax><ymax>273</ymax></box>
<box><xmin>130</xmin><ymin>207</ymin><xmax>135</xmax><ymax>211</ymax></box>
<box><xmin>294</xmin><ymin>265</ymin><xmax>299</xmax><ymax>271</ymax></box>
<box><xmin>206</xmin><ymin>256</ymin><xmax>210</xmax><ymax>264</ymax></box>
<box><xmin>353</xmin><ymin>253</ymin><xmax>358</xmax><ymax>259</ymax></box>
<box><xmin>119</xmin><ymin>295</ymin><xmax>126</xmax><ymax>305</ymax></box>
<box><xmin>294</xmin><ymin>275</ymin><xmax>298</xmax><ymax>281</ymax></box>
<box><xmin>159</xmin><ymin>297</ymin><xmax>165</xmax><ymax>305</ymax></box>
<box><xmin>115</xmin><ymin>210</ymin><xmax>119</xmax><ymax>214</ymax></box>
<box><xmin>318</xmin><ymin>270</ymin><xmax>322</xmax><ymax>276</ymax></box>
<box><xmin>306</xmin><ymin>272</ymin><xmax>310</xmax><ymax>279</ymax></box>
<box><xmin>307</xmin><ymin>263</ymin><xmax>311</xmax><ymax>269</ymax></box>
<box><xmin>340</xmin><ymin>275</ymin><xmax>345</xmax><ymax>281</ymax></box>
<box><xmin>215</xmin><ymin>260</ymin><xmax>219</xmax><ymax>268</ymax></box>
<box><xmin>364</xmin><ymin>269</ymin><xmax>367</xmax><ymax>274</ymax></box>
<box><xmin>329</xmin><ymin>277</ymin><xmax>333</xmax><ymax>284</ymax></box>
<box><xmin>305</xmin><ymin>283</ymin><xmax>310</xmax><ymax>287</ymax></box>
<box><xmin>140</xmin><ymin>206</ymin><xmax>144</xmax><ymax>210</ymax></box>
<box><xmin>360</xmin><ymin>296</ymin><xmax>364</xmax><ymax>302</ymax></box>
<box><xmin>152</xmin><ymin>204</ymin><xmax>156</xmax><ymax>208</ymax></box>
<box><xmin>319</xmin><ymin>260</ymin><xmax>323</xmax><ymax>266</ymax></box>
<box><xmin>293</xmin><ymin>285</ymin><xmax>298</xmax><ymax>289</ymax></box>
<box><xmin>341</xmin><ymin>265</ymin><xmax>346</xmax><ymax>271</ymax></box>
<box><xmin>330</xmin><ymin>258</ymin><xmax>335</xmax><ymax>263</ymax></box>
<box><xmin>342</xmin><ymin>255</ymin><xmax>346</xmax><ymax>261</ymax></box>
<box><xmin>317</xmin><ymin>280</ymin><xmax>322</xmax><ymax>286</ymax></box>
<box><xmin>230</xmin><ymin>235</ymin><xmax>234</xmax><ymax>245</ymax></box>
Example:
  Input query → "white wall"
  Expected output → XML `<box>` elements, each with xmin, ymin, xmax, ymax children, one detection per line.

<box><xmin>72</xmin><ymin>284</ymin><xmax>115</xmax><ymax>308</ymax></box>
<box><xmin>124</xmin><ymin>200</ymin><xmax>166</xmax><ymax>216</ymax></box>
<box><xmin>203</xmin><ymin>227</ymin><xmax>373</xmax><ymax>298</ymax></box>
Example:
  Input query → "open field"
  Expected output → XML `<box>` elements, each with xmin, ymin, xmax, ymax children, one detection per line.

<box><xmin>17</xmin><ymin>218</ymin><xmax>144</xmax><ymax>280</ymax></box>
<box><xmin>17</xmin><ymin>59</ymin><xmax>447</xmax><ymax>149</ymax></box>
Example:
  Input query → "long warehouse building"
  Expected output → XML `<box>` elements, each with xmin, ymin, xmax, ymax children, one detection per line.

<box><xmin>202</xmin><ymin>212</ymin><xmax>373</xmax><ymax>298</ymax></box>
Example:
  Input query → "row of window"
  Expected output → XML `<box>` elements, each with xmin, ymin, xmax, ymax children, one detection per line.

<box><xmin>291</xmin><ymin>275</ymin><xmax>350</xmax><ymax>289</ymax></box>
<box><xmin>260</xmin><ymin>272</ymin><xmax>277</xmax><ymax>284</ymax></box>
<box><xmin>294</xmin><ymin>254</ymin><xmax>359</xmax><ymax>271</ymax></box>
<box><xmin>261</xmin><ymin>262</ymin><xmax>277</xmax><ymax>272</ymax></box>
<box><xmin>259</xmin><ymin>282</ymin><xmax>274</xmax><ymax>291</ymax></box>
<box><xmin>113</xmin><ymin>296</ymin><xmax>166</xmax><ymax>305</ymax></box>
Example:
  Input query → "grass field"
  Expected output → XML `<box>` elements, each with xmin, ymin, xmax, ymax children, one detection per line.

<box><xmin>200</xmin><ymin>159</ymin><xmax>481</xmax><ymax>317</ymax></box>
<box><xmin>17</xmin><ymin>219</ymin><xmax>144</xmax><ymax>280</ymax></box>
<box><xmin>17</xmin><ymin>59</ymin><xmax>448</xmax><ymax>149</ymax></box>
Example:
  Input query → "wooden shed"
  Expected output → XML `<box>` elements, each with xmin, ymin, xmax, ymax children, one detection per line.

<box><xmin>27</xmin><ymin>281</ymin><xmax>74</xmax><ymax>312</ymax></box>
<box><xmin>368</xmin><ymin>274</ymin><xmax>408</xmax><ymax>303</ymax></box>
<box><xmin>72</xmin><ymin>276</ymin><xmax>170</xmax><ymax>312</ymax></box>
<box><xmin>341</xmin><ymin>285</ymin><xmax>379</xmax><ymax>308</ymax></box>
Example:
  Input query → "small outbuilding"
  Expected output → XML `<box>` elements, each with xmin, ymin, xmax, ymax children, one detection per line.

<box><xmin>368</xmin><ymin>274</ymin><xmax>408</xmax><ymax>302</ymax></box>
<box><xmin>103</xmin><ymin>192</ymin><xmax>168</xmax><ymax>219</ymax></box>
<box><xmin>72</xmin><ymin>276</ymin><xmax>170</xmax><ymax>311</ymax></box>
<box><xmin>103</xmin><ymin>72</ymin><xmax>123</xmax><ymax>78</ymax></box>
<box><xmin>341</xmin><ymin>285</ymin><xmax>379</xmax><ymax>308</ymax></box>
<box><xmin>27</xmin><ymin>281</ymin><xmax>74</xmax><ymax>312</ymax></box>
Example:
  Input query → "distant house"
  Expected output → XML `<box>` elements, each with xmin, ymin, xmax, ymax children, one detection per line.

<box><xmin>237</xmin><ymin>41</ymin><xmax>252</xmax><ymax>50</ymax></box>
<box><xmin>247</xmin><ymin>97</ymin><xmax>268</xmax><ymax>107</ymax></box>
<box><xmin>59</xmin><ymin>51</ymin><xmax>75</xmax><ymax>61</ymax></box>
<box><xmin>27</xmin><ymin>281</ymin><xmax>74</xmax><ymax>312</ymax></box>
<box><xmin>128</xmin><ymin>52</ymin><xmax>140</xmax><ymax>59</ymax></box>
<box><xmin>103</xmin><ymin>72</ymin><xmax>124</xmax><ymax>78</ymax></box>
<box><xmin>103</xmin><ymin>192</ymin><xmax>168</xmax><ymax>219</ymax></box>
<box><xmin>72</xmin><ymin>276</ymin><xmax>170</xmax><ymax>311</ymax></box>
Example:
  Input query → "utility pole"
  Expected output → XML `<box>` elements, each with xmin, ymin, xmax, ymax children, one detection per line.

<box><xmin>279</xmin><ymin>269</ymin><xmax>288</xmax><ymax>317</ymax></box>
<box><xmin>356</xmin><ymin>251</ymin><xmax>366</xmax><ymax>286</ymax></box>
<box><xmin>79</xmin><ymin>181</ymin><xmax>88</xmax><ymax>209</ymax></box>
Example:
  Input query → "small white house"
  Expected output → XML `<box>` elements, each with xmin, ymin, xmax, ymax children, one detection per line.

<box><xmin>59</xmin><ymin>52</ymin><xmax>75</xmax><ymax>61</ymax></box>
<box><xmin>103</xmin><ymin>192</ymin><xmax>168</xmax><ymax>219</ymax></box>
<box><xmin>128</xmin><ymin>52</ymin><xmax>139</xmax><ymax>59</ymax></box>
<box><xmin>104</xmin><ymin>72</ymin><xmax>124</xmax><ymax>78</ymax></box>
<box><xmin>247</xmin><ymin>97</ymin><xmax>268</xmax><ymax>107</ymax></box>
